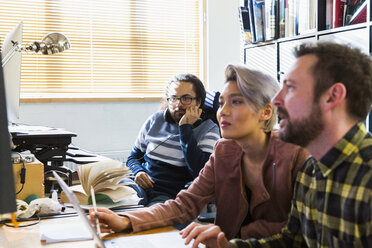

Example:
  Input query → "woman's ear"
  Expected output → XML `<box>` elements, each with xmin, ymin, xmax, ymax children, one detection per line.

<box><xmin>260</xmin><ymin>104</ymin><xmax>273</xmax><ymax>121</ymax></box>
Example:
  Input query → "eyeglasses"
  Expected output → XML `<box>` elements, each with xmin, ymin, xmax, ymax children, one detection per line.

<box><xmin>167</xmin><ymin>95</ymin><xmax>197</xmax><ymax>105</ymax></box>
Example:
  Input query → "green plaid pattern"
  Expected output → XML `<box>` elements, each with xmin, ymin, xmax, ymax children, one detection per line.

<box><xmin>231</xmin><ymin>123</ymin><xmax>372</xmax><ymax>248</ymax></box>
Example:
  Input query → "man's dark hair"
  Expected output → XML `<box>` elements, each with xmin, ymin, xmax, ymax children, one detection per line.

<box><xmin>165</xmin><ymin>73</ymin><xmax>206</xmax><ymax>107</ymax></box>
<box><xmin>294</xmin><ymin>41</ymin><xmax>372</xmax><ymax>121</ymax></box>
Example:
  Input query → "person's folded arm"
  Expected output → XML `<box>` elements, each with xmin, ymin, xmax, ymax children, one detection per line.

<box><xmin>179</xmin><ymin>124</ymin><xmax>213</xmax><ymax>178</ymax></box>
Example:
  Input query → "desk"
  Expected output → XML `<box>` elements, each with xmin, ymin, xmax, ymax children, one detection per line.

<box><xmin>0</xmin><ymin>215</ymin><xmax>176</xmax><ymax>248</ymax></box>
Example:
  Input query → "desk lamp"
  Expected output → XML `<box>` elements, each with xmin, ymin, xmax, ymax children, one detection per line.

<box><xmin>2</xmin><ymin>32</ymin><xmax>71</xmax><ymax>66</ymax></box>
<box><xmin>1</xmin><ymin>24</ymin><xmax>71</xmax><ymax>123</ymax></box>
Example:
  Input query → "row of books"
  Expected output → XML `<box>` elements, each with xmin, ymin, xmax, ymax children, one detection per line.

<box><xmin>240</xmin><ymin>0</ymin><xmax>366</xmax><ymax>44</ymax></box>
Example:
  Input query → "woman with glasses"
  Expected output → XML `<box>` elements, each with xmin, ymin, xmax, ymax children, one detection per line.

<box><xmin>90</xmin><ymin>65</ymin><xmax>309</xmax><ymax>246</ymax></box>
<box><xmin>125</xmin><ymin>73</ymin><xmax>220</xmax><ymax>207</ymax></box>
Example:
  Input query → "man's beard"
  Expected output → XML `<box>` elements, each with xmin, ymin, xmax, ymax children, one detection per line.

<box><xmin>277</xmin><ymin>103</ymin><xmax>324</xmax><ymax>147</ymax></box>
<box><xmin>170</xmin><ymin>108</ymin><xmax>186</xmax><ymax>123</ymax></box>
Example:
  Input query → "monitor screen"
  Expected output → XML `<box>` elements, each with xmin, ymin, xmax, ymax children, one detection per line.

<box><xmin>0</xmin><ymin>51</ymin><xmax>17</xmax><ymax>214</ymax></box>
<box><xmin>1</xmin><ymin>21</ymin><xmax>22</xmax><ymax>124</ymax></box>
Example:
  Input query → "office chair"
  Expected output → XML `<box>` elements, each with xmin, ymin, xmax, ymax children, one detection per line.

<box><xmin>202</xmin><ymin>90</ymin><xmax>220</xmax><ymax>125</ymax></box>
<box><xmin>198</xmin><ymin>90</ymin><xmax>220</xmax><ymax>223</ymax></box>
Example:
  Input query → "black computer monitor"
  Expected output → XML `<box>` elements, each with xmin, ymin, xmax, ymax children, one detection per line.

<box><xmin>0</xmin><ymin>52</ymin><xmax>17</xmax><ymax>214</ymax></box>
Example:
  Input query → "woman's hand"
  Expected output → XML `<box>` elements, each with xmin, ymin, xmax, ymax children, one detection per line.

<box><xmin>135</xmin><ymin>171</ymin><xmax>154</xmax><ymax>189</ymax></box>
<box><xmin>180</xmin><ymin>222</ymin><xmax>231</xmax><ymax>248</ymax></box>
<box><xmin>89</xmin><ymin>207</ymin><xmax>132</xmax><ymax>233</ymax></box>
<box><xmin>179</xmin><ymin>106</ymin><xmax>202</xmax><ymax>126</ymax></box>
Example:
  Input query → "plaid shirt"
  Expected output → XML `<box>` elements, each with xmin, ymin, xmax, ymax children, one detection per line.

<box><xmin>231</xmin><ymin>123</ymin><xmax>372</xmax><ymax>247</ymax></box>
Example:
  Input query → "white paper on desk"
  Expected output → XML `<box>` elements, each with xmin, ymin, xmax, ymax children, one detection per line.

<box><xmin>104</xmin><ymin>231</ymin><xmax>206</xmax><ymax>248</ymax></box>
<box><xmin>40</xmin><ymin>222</ymin><xmax>92</xmax><ymax>243</ymax></box>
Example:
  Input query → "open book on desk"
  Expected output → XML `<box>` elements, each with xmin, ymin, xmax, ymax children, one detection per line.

<box><xmin>61</xmin><ymin>159</ymin><xmax>140</xmax><ymax>206</ymax></box>
<box><xmin>61</xmin><ymin>184</ymin><xmax>141</xmax><ymax>209</ymax></box>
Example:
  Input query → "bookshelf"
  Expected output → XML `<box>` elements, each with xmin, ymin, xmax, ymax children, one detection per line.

<box><xmin>242</xmin><ymin>0</ymin><xmax>371</xmax><ymax>131</ymax></box>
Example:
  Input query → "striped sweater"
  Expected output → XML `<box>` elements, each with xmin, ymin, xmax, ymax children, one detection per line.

<box><xmin>126</xmin><ymin>110</ymin><xmax>220</xmax><ymax>197</ymax></box>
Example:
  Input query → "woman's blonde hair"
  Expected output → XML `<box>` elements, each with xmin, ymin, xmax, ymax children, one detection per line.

<box><xmin>225</xmin><ymin>64</ymin><xmax>280</xmax><ymax>133</ymax></box>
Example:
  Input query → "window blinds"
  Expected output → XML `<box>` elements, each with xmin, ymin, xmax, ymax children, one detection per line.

<box><xmin>0</xmin><ymin>0</ymin><xmax>202</xmax><ymax>101</ymax></box>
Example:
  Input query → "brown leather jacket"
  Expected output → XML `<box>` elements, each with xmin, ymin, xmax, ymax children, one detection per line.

<box><xmin>124</xmin><ymin>133</ymin><xmax>310</xmax><ymax>239</ymax></box>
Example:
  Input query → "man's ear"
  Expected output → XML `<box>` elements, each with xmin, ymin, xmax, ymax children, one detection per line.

<box><xmin>322</xmin><ymin>83</ymin><xmax>347</xmax><ymax>111</ymax></box>
<box><xmin>260</xmin><ymin>104</ymin><xmax>273</xmax><ymax>121</ymax></box>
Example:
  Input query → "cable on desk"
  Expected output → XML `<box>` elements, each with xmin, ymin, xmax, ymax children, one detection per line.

<box><xmin>4</xmin><ymin>215</ymin><xmax>41</xmax><ymax>228</ymax></box>
<box><xmin>13</xmin><ymin>152</ymin><xmax>26</xmax><ymax>195</ymax></box>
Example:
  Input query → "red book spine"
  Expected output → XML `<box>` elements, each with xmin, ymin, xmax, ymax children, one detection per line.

<box><xmin>333</xmin><ymin>0</ymin><xmax>347</xmax><ymax>28</ymax></box>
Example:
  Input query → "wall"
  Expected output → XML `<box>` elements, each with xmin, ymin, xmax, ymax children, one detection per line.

<box><xmin>18</xmin><ymin>101</ymin><xmax>158</xmax><ymax>159</ymax></box>
<box><xmin>16</xmin><ymin>0</ymin><xmax>241</xmax><ymax>159</ymax></box>
<box><xmin>206</xmin><ymin>0</ymin><xmax>241</xmax><ymax>92</ymax></box>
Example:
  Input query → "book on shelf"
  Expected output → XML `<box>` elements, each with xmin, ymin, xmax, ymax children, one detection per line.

<box><xmin>296</xmin><ymin>0</ymin><xmax>308</xmax><ymax>34</ymax></box>
<box><xmin>60</xmin><ymin>159</ymin><xmax>140</xmax><ymax>206</ymax></box>
<box><xmin>279</xmin><ymin>0</ymin><xmax>286</xmax><ymax>38</ymax></box>
<box><xmin>326</xmin><ymin>0</ymin><xmax>333</xmax><ymax>29</ymax></box>
<box><xmin>309</xmin><ymin>0</ymin><xmax>316</xmax><ymax>31</ymax></box>
<box><xmin>247</xmin><ymin>0</ymin><xmax>257</xmax><ymax>42</ymax></box>
<box><xmin>296</xmin><ymin>0</ymin><xmax>316</xmax><ymax>35</ymax></box>
<box><xmin>285</xmin><ymin>0</ymin><xmax>295</xmax><ymax>37</ymax></box>
<box><xmin>239</xmin><ymin>6</ymin><xmax>253</xmax><ymax>44</ymax></box>
<box><xmin>333</xmin><ymin>0</ymin><xmax>347</xmax><ymax>28</ymax></box>
<box><xmin>253</xmin><ymin>0</ymin><xmax>266</xmax><ymax>42</ymax></box>
<box><xmin>264</xmin><ymin>0</ymin><xmax>279</xmax><ymax>41</ymax></box>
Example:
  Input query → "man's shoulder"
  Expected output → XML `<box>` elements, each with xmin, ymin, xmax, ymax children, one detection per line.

<box><xmin>145</xmin><ymin>110</ymin><xmax>166</xmax><ymax>125</ymax></box>
<box><xmin>150</xmin><ymin>110</ymin><xmax>164</xmax><ymax>119</ymax></box>
<box><xmin>140</xmin><ymin>110</ymin><xmax>170</xmax><ymax>133</ymax></box>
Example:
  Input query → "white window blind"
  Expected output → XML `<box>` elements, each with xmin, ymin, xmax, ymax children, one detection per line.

<box><xmin>0</xmin><ymin>0</ymin><xmax>202</xmax><ymax>101</ymax></box>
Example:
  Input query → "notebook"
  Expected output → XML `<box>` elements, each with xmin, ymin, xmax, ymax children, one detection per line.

<box><xmin>52</xmin><ymin>171</ymin><xmax>203</xmax><ymax>248</ymax></box>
